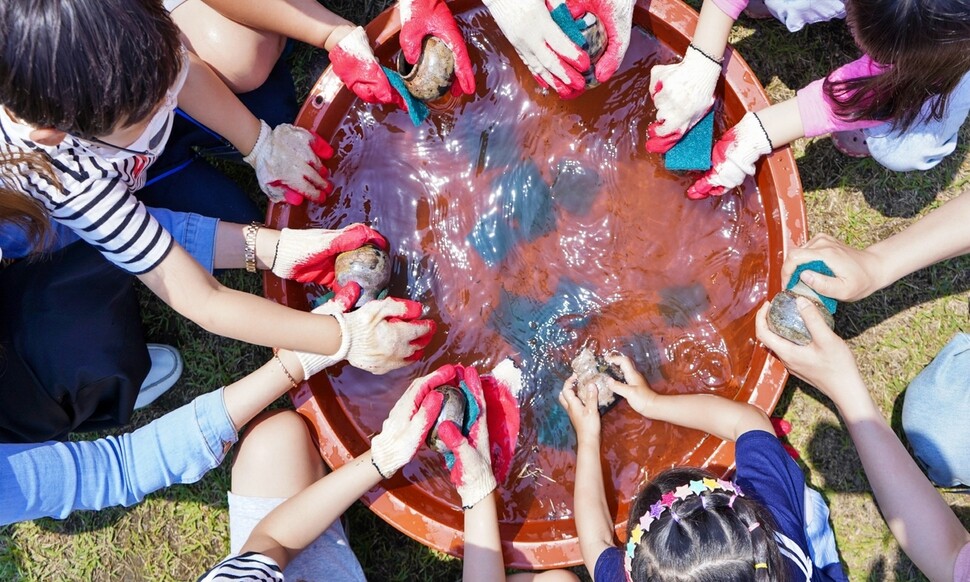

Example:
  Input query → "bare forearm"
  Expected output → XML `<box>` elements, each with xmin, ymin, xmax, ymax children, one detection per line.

<box><xmin>574</xmin><ymin>438</ymin><xmax>613</xmax><ymax>579</ymax></box>
<box><xmin>242</xmin><ymin>451</ymin><xmax>382</xmax><ymax>568</ymax></box>
<box><xmin>833</xmin><ymin>380</ymin><xmax>970</xmax><ymax>582</ymax></box>
<box><xmin>202</xmin><ymin>0</ymin><xmax>354</xmax><ymax>50</ymax></box>
<box><xmin>223</xmin><ymin>351</ymin><xmax>305</xmax><ymax>429</ymax></box>
<box><xmin>179</xmin><ymin>52</ymin><xmax>261</xmax><ymax>155</ymax></box>
<box><xmin>640</xmin><ymin>393</ymin><xmax>773</xmax><ymax>442</ymax></box>
<box><xmin>756</xmin><ymin>98</ymin><xmax>806</xmax><ymax>150</ymax></box>
<box><xmin>463</xmin><ymin>493</ymin><xmax>507</xmax><ymax>582</ymax></box>
<box><xmin>692</xmin><ymin>1</ymin><xmax>736</xmax><ymax>59</ymax></box>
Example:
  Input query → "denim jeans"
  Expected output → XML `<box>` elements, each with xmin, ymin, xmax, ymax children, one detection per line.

<box><xmin>902</xmin><ymin>333</ymin><xmax>970</xmax><ymax>487</ymax></box>
<box><xmin>0</xmin><ymin>389</ymin><xmax>237</xmax><ymax>525</ymax></box>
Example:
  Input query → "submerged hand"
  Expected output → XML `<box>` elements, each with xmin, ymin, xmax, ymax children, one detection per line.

<box><xmin>558</xmin><ymin>374</ymin><xmax>601</xmax><ymax>442</ymax></box>
<box><xmin>330</xmin><ymin>26</ymin><xmax>407</xmax><ymax>110</ymax></box>
<box><xmin>271</xmin><ymin>225</ymin><xmax>388</xmax><ymax>286</ymax></box>
<box><xmin>597</xmin><ymin>353</ymin><xmax>657</xmax><ymax>418</ymax></box>
<box><xmin>645</xmin><ymin>45</ymin><xmax>722</xmax><ymax>154</ymax></box>
<box><xmin>399</xmin><ymin>0</ymin><xmax>476</xmax><ymax>96</ymax></box>
<box><xmin>686</xmin><ymin>111</ymin><xmax>773</xmax><ymax>199</ymax></box>
<box><xmin>483</xmin><ymin>0</ymin><xmax>590</xmax><ymax>98</ymax></box>
<box><xmin>243</xmin><ymin>120</ymin><xmax>334</xmax><ymax>205</ymax></box>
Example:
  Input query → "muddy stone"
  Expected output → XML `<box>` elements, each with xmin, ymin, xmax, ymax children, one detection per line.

<box><xmin>334</xmin><ymin>245</ymin><xmax>391</xmax><ymax>307</ymax></box>
<box><xmin>570</xmin><ymin>347</ymin><xmax>625</xmax><ymax>414</ymax></box>
<box><xmin>767</xmin><ymin>290</ymin><xmax>835</xmax><ymax>346</ymax></box>
<box><xmin>426</xmin><ymin>385</ymin><xmax>467</xmax><ymax>454</ymax></box>
<box><xmin>397</xmin><ymin>36</ymin><xmax>456</xmax><ymax>101</ymax></box>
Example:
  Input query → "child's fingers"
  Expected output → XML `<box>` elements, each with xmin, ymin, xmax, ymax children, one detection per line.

<box><xmin>604</xmin><ymin>353</ymin><xmax>641</xmax><ymax>385</ymax></box>
<box><xmin>796</xmin><ymin>296</ymin><xmax>836</xmax><ymax>343</ymax></box>
<box><xmin>558</xmin><ymin>377</ymin><xmax>579</xmax><ymax>409</ymax></box>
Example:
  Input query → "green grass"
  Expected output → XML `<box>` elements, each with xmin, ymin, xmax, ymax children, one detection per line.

<box><xmin>2</xmin><ymin>1</ymin><xmax>970</xmax><ymax>580</ymax></box>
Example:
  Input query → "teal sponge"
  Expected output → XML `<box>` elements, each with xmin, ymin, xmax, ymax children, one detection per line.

<box><xmin>381</xmin><ymin>65</ymin><xmax>429</xmax><ymax>127</ymax></box>
<box><xmin>664</xmin><ymin>110</ymin><xmax>714</xmax><ymax>171</ymax></box>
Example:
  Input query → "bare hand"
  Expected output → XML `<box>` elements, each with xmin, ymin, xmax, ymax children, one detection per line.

<box><xmin>600</xmin><ymin>353</ymin><xmax>657</xmax><ymax>417</ymax></box>
<box><xmin>782</xmin><ymin>234</ymin><xmax>883</xmax><ymax>303</ymax></box>
<box><xmin>559</xmin><ymin>374</ymin><xmax>601</xmax><ymax>442</ymax></box>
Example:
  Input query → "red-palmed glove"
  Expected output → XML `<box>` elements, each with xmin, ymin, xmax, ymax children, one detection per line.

<box><xmin>370</xmin><ymin>365</ymin><xmax>456</xmax><ymax>478</ymax></box>
<box><xmin>271</xmin><ymin>224</ymin><xmax>388</xmax><ymax>286</ymax></box>
<box><xmin>293</xmin><ymin>283</ymin><xmax>362</xmax><ymax>378</ymax></box>
<box><xmin>330</xmin><ymin>26</ymin><xmax>407</xmax><ymax>110</ymax></box>
<box><xmin>438</xmin><ymin>367</ymin><xmax>497</xmax><ymax>509</ymax></box>
<box><xmin>645</xmin><ymin>45</ymin><xmax>723</xmax><ymax>154</ymax></box>
<box><xmin>340</xmin><ymin>296</ymin><xmax>436</xmax><ymax>374</ymax></box>
<box><xmin>483</xmin><ymin>0</ymin><xmax>590</xmax><ymax>99</ymax></box>
<box><xmin>243</xmin><ymin>120</ymin><xmax>334</xmax><ymax>205</ymax></box>
<box><xmin>686</xmin><ymin>111</ymin><xmax>773</xmax><ymax>200</ymax></box>
<box><xmin>399</xmin><ymin>0</ymin><xmax>475</xmax><ymax>96</ymax></box>
<box><xmin>563</xmin><ymin>0</ymin><xmax>634</xmax><ymax>83</ymax></box>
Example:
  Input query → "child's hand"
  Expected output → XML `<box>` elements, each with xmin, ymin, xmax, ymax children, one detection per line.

<box><xmin>340</xmin><ymin>296</ymin><xmax>437</xmax><ymax>374</ymax></box>
<box><xmin>399</xmin><ymin>0</ymin><xmax>476</xmax><ymax>96</ymax></box>
<box><xmin>271</xmin><ymin>225</ymin><xmax>388</xmax><ymax>285</ymax></box>
<box><xmin>292</xmin><ymin>283</ymin><xmax>362</xmax><ymax>378</ymax></box>
<box><xmin>371</xmin><ymin>365</ymin><xmax>454</xmax><ymax>478</ymax></box>
<box><xmin>243</xmin><ymin>120</ymin><xmax>335</xmax><ymax>206</ymax></box>
<box><xmin>755</xmin><ymin>299</ymin><xmax>865</xmax><ymax>406</ymax></box>
<box><xmin>685</xmin><ymin>111</ymin><xmax>773</xmax><ymax>199</ymax></box>
<box><xmin>438</xmin><ymin>367</ymin><xmax>497</xmax><ymax>508</ymax></box>
<box><xmin>330</xmin><ymin>26</ymin><xmax>408</xmax><ymax>110</ymax></box>
<box><xmin>559</xmin><ymin>374</ymin><xmax>601</xmax><ymax>442</ymax></box>
<box><xmin>645</xmin><ymin>45</ymin><xmax>721</xmax><ymax>153</ymax></box>
<box><xmin>563</xmin><ymin>0</ymin><xmax>634</xmax><ymax>83</ymax></box>
<box><xmin>782</xmin><ymin>234</ymin><xmax>883</xmax><ymax>302</ymax></box>
<box><xmin>594</xmin><ymin>353</ymin><xmax>658</xmax><ymax>418</ymax></box>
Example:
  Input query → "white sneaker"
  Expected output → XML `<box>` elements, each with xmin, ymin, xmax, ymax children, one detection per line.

<box><xmin>134</xmin><ymin>344</ymin><xmax>183</xmax><ymax>410</ymax></box>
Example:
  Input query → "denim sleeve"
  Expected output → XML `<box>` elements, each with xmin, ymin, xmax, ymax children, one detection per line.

<box><xmin>0</xmin><ymin>389</ymin><xmax>237</xmax><ymax>525</ymax></box>
<box><xmin>146</xmin><ymin>207</ymin><xmax>219</xmax><ymax>273</ymax></box>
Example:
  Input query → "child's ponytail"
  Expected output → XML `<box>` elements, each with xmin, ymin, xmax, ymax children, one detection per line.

<box><xmin>624</xmin><ymin>467</ymin><xmax>789</xmax><ymax>582</ymax></box>
<box><xmin>0</xmin><ymin>151</ymin><xmax>55</xmax><ymax>256</ymax></box>
<box><xmin>825</xmin><ymin>0</ymin><xmax>970</xmax><ymax>131</ymax></box>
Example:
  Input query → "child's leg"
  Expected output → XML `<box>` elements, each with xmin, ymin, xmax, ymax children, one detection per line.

<box><xmin>508</xmin><ymin>570</ymin><xmax>580</xmax><ymax>581</ymax></box>
<box><xmin>169</xmin><ymin>0</ymin><xmax>286</xmax><ymax>94</ymax></box>
<box><xmin>228</xmin><ymin>410</ymin><xmax>366</xmax><ymax>581</ymax></box>
<box><xmin>864</xmin><ymin>70</ymin><xmax>970</xmax><ymax>172</ymax></box>
<box><xmin>902</xmin><ymin>333</ymin><xmax>970</xmax><ymax>487</ymax></box>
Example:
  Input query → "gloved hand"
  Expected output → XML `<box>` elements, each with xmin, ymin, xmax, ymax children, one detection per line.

<box><xmin>271</xmin><ymin>224</ymin><xmax>388</xmax><ymax>285</ymax></box>
<box><xmin>341</xmin><ymin>296</ymin><xmax>437</xmax><ymax>374</ymax></box>
<box><xmin>644</xmin><ymin>45</ymin><xmax>723</xmax><ymax>154</ymax></box>
<box><xmin>438</xmin><ymin>367</ymin><xmax>497</xmax><ymax>508</ymax></box>
<box><xmin>686</xmin><ymin>111</ymin><xmax>773</xmax><ymax>199</ymax></box>
<box><xmin>371</xmin><ymin>365</ymin><xmax>456</xmax><ymax>478</ymax></box>
<box><xmin>243</xmin><ymin>120</ymin><xmax>334</xmax><ymax>205</ymax></box>
<box><xmin>330</xmin><ymin>26</ymin><xmax>407</xmax><ymax>110</ymax></box>
<box><xmin>483</xmin><ymin>0</ymin><xmax>590</xmax><ymax>98</ymax></box>
<box><xmin>563</xmin><ymin>0</ymin><xmax>634</xmax><ymax>83</ymax></box>
<box><xmin>293</xmin><ymin>283</ymin><xmax>362</xmax><ymax>378</ymax></box>
<box><xmin>399</xmin><ymin>0</ymin><xmax>476</xmax><ymax>96</ymax></box>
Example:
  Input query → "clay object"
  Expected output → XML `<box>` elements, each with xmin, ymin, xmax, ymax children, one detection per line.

<box><xmin>396</xmin><ymin>36</ymin><xmax>456</xmax><ymax>101</ymax></box>
<box><xmin>334</xmin><ymin>245</ymin><xmax>392</xmax><ymax>307</ymax></box>
<box><xmin>570</xmin><ymin>347</ymin><xmax>625</xmax><ymax>414</ymax></box>
<box><xmin>580</xmin><ymin>14</ymin><xmax>607</xmax><ymax>87</ymax></box>
<box><xmin>426</xmin><ymin>385</ymin><xmax>467</xmax><ymax>455</ymax></box>
<box><xmin>767</xmin><ymin>290</ymin><xmax>835</xmax><ymax>346</ymax></box>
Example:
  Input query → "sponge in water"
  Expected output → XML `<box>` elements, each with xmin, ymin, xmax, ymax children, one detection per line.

<box><xmin>664</xmin><ymin>109</ymin><xmax>714</xmax><ymax>171</ymax></box>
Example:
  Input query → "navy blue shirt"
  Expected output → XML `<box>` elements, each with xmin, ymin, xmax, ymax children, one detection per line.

<box><xmin>593</xmin><ymin>430</ymin><xmax>848</xmax><ymax>581</ymax></box>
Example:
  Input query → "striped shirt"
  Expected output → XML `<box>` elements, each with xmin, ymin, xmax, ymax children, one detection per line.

<box><xmin>0</xmin><ymin>57</ymin><xmax>188</xmax><ymax>274</ymax></box>
<box><xmin>197</xmin><ymin>552</ymin><xmax>285</xmax><ymax>582</ymax></box>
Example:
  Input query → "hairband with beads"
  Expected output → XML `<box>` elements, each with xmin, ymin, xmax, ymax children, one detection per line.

<box><xmin>623</xmin><ymin>479</ymin><xmax>744</xmax><ymax>578</ymax></box>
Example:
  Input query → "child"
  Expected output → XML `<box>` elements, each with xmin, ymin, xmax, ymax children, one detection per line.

<box><xmin>199</xmin><ymin>364</ymin><xmax>577</xmax><ymax>581</ymax></box>
<box><xmin>646</xmin><ymin>0</ymin><xmax>970</xmax><ymax>198</ymax></box>
<box><xmin>756</xmin><ymin>294</ymin><xmax>970</xmax><ymax>581</ymax></box>
<box><xmin>0</xmin><ymin>0</ymin><xmax>434</xmax><ymax>439</ymax></box>
<box><xmin>561</xmin><ymin>353</ymin><xmax>847</xmax><ymax>581</ymax></box>
<box><xmin>0</xmin><ymin>285</ymin><xmax>361</xmax><ymax>525</ymax></box>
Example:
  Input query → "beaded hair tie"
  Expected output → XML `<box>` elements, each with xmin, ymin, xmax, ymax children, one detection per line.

<box><xmin>623</xmin><ymin>479</ymin><xmax>744</xmax><ymax>580</ymax></box>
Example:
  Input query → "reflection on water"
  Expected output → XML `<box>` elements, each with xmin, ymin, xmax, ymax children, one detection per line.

<box><xmin>303</xmin><ymin>5</ymin><xmax>769</xmax><ymax>524</ymax></box>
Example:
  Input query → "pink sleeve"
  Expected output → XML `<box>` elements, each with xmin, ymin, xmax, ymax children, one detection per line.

<box><xmin>955</xmin><ymin>542</ymin><xmax>970</xmax><ymax>582</ymax></box>
<box><xmin>710</xmin><ymin>0</ymin><xmax>747</xmax><ymax>20</ymax></box>
<box><xmin>795</xmin><ymin>54</ymin><xmax>887</xmax><ymax>137</ymax></box>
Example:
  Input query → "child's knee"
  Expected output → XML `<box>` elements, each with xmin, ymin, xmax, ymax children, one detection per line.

<box><xmin>236</xmin><ymin>409</ymin><xmax>315</xmax><ymax>468</ymax></box>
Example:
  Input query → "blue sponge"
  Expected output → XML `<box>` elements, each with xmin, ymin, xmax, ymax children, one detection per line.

<box><xmin>786</xmin><ymin>260</ymin><xmax>838</xmax><ymax>314</ymax></box>
<box><xmin>664</xmin><ymin>109</ymin><xmax>714</xmax><ymax>171</ymax></box>
<box><xmin>381</xmin><ymin>65</ymin><xmax>429</xmax><ymax>127</ymax></box>
<box><xmin>550</xmin><ymin>4</ymin><xmax>588</xmax><ymax>48</ymax></box>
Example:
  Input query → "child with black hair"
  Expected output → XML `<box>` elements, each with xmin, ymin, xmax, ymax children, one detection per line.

<box><xmin>646</xmin><ymin>0</ymin><xmax>970</xmax><ymax>199</ymax></box>
<box><xmin>562</xmin><ymin>353</ymin><xmax>847</xmax><ymax>581</ymax></box>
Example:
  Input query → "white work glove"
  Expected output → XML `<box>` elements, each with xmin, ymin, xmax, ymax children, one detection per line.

<box><xmin>645</xmin><ymin>45</ymin><xmax>723</xmax><ymax>154</ymax></box>
<box><xmin>340</xmin><ymin>295</ymin><xmax>436</xmax><ymax>375</ymax></box>
<box><xmin>294</xmin><ymin>284</ymin><xmax>361</xmax><ymax>378</ymax></box>
<box><xmin>370</xmin><ymin>365</ymin><xmax>456</xmax><ymax>478</ymax></box>
<box><xmin>438</xmin><ymin>367</ymin><xmax>497</xmax><ymax>508</ymax></box>
<box><xmin>483</xmin><ymin>0</ymin><xmax>590</xmax><ymax>98</ymax></box>
<box><xmin>686</xmin><ymin>111</ymin><xmax>773</xmax><ymax>199</ymax></box>
<box><xmin>271</xmin><ymin>224</ymin><xmax>387</xmax><ymax>285</ymax></box>
<box><xmin>564</xmin><ymin>0</ymin><xmax>635</xmax><ymax>83</ymax></box>
<box><xmin>243</xmin><ymin>120</ymin><xmax>335</xmax><ymax>205</ymax></box>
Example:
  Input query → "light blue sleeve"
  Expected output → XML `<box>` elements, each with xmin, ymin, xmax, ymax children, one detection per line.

<box><xmin>0</xmin><ymin>389</ymin><xmax>237</xmax><ymax>526</ymax></box>
<box><xmin>147</xmin><ymin>208</ymin><xmax>219</xmax><ymax>273</ymax></box>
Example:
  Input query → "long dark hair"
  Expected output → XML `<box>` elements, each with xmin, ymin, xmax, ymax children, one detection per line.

<box><xmin>626</xmin><ymin>467</ymin><xmax>790</xmax><ymax>582</ymax></box>
<box><xmin>0</xmin><ymin>151</ymin><xmax>56</xmax><ymax>255</ymax></box>
<box><xmin>0</xmin><ymin>0</ymin><xmax>182</xmax><ymax>138</ymax></box>
<box><xmin>825</xmin><ymin>0</ymin><xmax>970</xmax><ymax>131</ymax></box>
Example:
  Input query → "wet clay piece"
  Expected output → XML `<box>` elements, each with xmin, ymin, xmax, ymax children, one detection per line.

<box><xmin>570</xmin><ymin>348</ymin><xmax>625</xmax><ymax>415</ymax></box>
<box><xmin>396</xmin><ymin>36</ymin><xmax>456</xmax><ymax>101</ymax></box>
<box><xmin>426</xmin><ymin>385</ymin><xmax>467</xmax><ymax>454</ymax></box>
<box><xmin>767</xmin><ymin>290</ymin><xmax>835</xmax><ymax>346</ymax></box>
<box><xmin>334</xmin><ymin>245</ymin><xmax>391</xmax><ymax>307</ymax></box>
